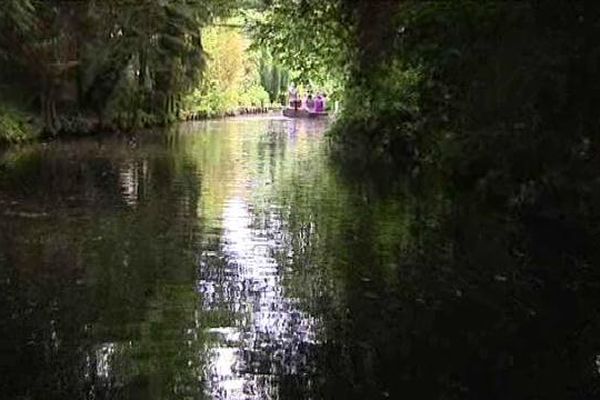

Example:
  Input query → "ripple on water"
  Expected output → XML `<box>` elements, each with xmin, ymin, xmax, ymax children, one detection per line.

<box><xmin>199</xmin><ymin>195</ymin><xmax>319</xmax><ymax>399</ymax></box>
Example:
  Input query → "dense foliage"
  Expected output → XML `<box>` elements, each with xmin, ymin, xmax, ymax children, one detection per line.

<box><xmin>0</xmin><ymin>0</ymin><xmax>239</xmax><ymax>136</ymax></box>
<box><xmin>249</xmin><ymin>0</ymin><xmax>350</xmax><ymax>97</ymax></box>
<box><xmin>0</xmin><ymin>105</ymin><xmax>36</xmax><ymax>143</ymax></box>
<box><xmin>184</xmin><ymin>23</ymin><xmax>271</xmax><ymax>118</ymax></box>
<box><xmin>256</xmin><ymin>0</ymin><xmax>600</xmax><ymax>217</ymax></box>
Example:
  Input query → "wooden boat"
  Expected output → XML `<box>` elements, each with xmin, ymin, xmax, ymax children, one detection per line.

<box><xmin>283</xmin><ymin>108</ymin><xmax>329</xmax><ymax>119</ymax></box>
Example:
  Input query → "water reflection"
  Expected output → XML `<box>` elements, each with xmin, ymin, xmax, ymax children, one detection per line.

<box><xmin>119</xmin><ymin>160</ymin><xmax>148</xmax><ymax>207</ymax></box>
<box><xmin>1</xmin><ymin>116</ymin><xmax>599</xmax><ymax>399</ymax></box>
<box><xmin>197</xmin><ymin>119</ymin><xmax>322</xmax><ymax>399</ymax></box>
<box><xmin>0</xmin><ymin>134</ymin><xmax>205</xmax><ymax>399</ymax></box>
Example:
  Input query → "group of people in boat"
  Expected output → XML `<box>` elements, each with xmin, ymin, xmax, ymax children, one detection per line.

<box><xmin>288</xmin><ymin>85</ymin><xmax>327</xmax><ymax>113</ymax></box>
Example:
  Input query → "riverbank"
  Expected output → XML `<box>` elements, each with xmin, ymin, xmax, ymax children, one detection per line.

<box><xmin>182</xmin><ymin>105</ymin><xmax>281</xmax><ymax>121</ymax></box>
<box><xmin>0</xmin><ymin>105</ymin><xmax>283</xmax><ymax>146</ymax></box>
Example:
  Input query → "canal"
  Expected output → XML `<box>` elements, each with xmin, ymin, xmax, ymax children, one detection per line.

<box><xmin>1</xmin><ymin>117</ymin><xmax>599</xmax><ymax>399</ymax></box>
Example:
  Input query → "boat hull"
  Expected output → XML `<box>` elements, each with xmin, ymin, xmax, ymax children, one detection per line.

<box><xmin>283</xmin><ymin>108</ymin><xmax>328</xmax><ymax>119</ymax></box>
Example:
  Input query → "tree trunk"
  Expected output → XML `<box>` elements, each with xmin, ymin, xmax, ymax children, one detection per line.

<box><xmin>346</xmin><ymin>0</ymin><xmax>401</xmax><ymax>76</ymax></box>
<box><xmin>41</xmin><ymin>80</ymin><xmax>59</xmax><ymax>135</ymax></box>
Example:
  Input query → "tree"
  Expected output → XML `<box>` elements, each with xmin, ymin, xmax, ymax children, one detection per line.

<box><xmin>250</xmin><ymin>0</ymin><xmax>352</xmax><ymax>87</ymax></box>
<box><xmin>0</xmin><ymin>0</ymin><xmax>240</xmax><ymax>133</ymax></box>
<box><xmin>184</xmin><ymin>22</ymin><xmax>269</xmax><ymax>117</ymax></box>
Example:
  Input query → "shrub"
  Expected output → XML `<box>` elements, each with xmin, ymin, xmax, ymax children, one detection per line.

<box><xmin>0</xmin><ymin>105</ymin><xmax>36</xmax><ymax>144</ymax></box>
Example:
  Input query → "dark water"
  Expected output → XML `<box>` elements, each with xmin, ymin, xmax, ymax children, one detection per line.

<box><xmin>1</xmin><ymin>117</ymin><xmax>599</xmax><ymax>399</ymax></box>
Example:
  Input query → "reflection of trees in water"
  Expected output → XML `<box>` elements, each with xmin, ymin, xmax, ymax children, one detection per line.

<box><xmin>0</xmin><ymin>137</ymin><xmax>205</xmax><ymax>399</ymax></box>
<box><xmin>3</xmin><ymin>118</ymin><xmax>598</xmax><ymax>400</ymax></box>
<box><xmin>272</xmin><ymin>153</ymin><xmax>600</xmax><ymax>399</ymax></box>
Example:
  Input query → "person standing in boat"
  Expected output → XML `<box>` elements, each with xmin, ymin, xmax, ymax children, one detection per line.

<box><xmin>289</xmin><ymin>84</ymin><xmax>300</xmax><ymax>110</ymax></box>
<box><xmin>305</xmin><ymin>93</ymin><xmax>315</xmax><ymax>111</ymax></box>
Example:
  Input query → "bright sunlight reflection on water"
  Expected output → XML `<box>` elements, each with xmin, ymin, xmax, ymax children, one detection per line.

<box><xmin>198</xmin><ymin>127</ymin><xmax>320</xmax><ymax>398</ymax></box>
